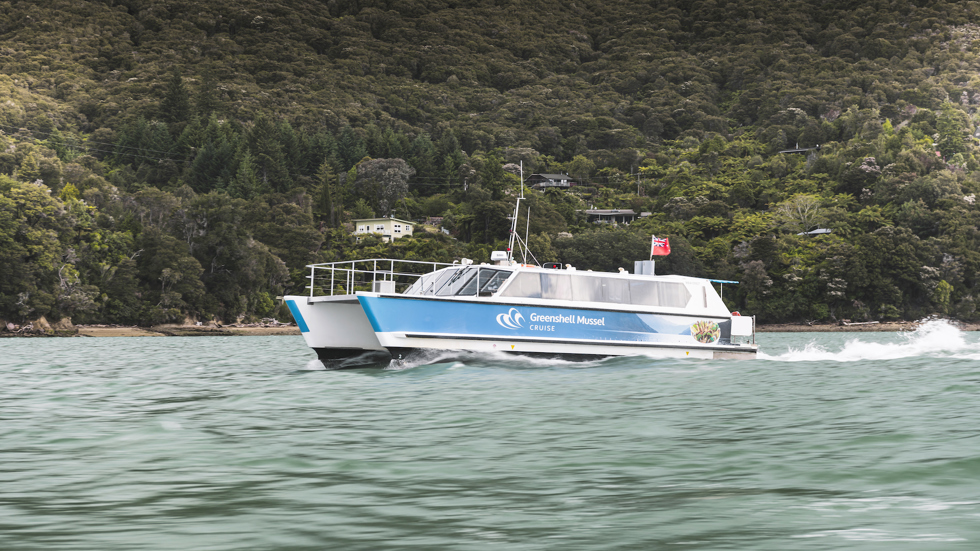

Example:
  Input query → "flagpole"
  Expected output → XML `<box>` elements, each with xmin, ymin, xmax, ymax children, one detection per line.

<box><xmin>650</xmin><ymin>235</ymin><xmax>655</xmax><ymax>274</ymax></box>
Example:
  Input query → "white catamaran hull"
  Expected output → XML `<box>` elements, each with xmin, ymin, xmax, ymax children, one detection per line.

<box><xmin>285</xmin><ymin>295</ymin><xmax>391</xmax><ymax>368</ymax></box>
<box><xmin>284</xmin><ymin>289</ymin><xmax>756</xmax><ymax>368</ymax></box>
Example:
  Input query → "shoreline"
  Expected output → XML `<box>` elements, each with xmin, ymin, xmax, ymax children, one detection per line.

<box><xmin>756</xmin><ymin>320</ymin><xmax>978</xmax><ymax>332</ymax></box>
<box><xmin>2</xmin><ymin>320</ymin><xmax>974</xmax><ymax>337</ymax></box>
<box><xmin>1</xmin><ymin>324</ymin><xmax>302</xmax><ymax>338</ymax></box>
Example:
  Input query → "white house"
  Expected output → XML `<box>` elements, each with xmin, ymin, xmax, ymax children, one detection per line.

<box><xmin>352</xmin><ymin>217</ymin><xmax>415</xmax><ymax>242</ymax></box>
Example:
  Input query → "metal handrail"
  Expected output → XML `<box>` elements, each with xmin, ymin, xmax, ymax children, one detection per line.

<box><xmin>305</xmin><ymin>258</ymin><xmax>456</xmax><ymax>297</ymax></box>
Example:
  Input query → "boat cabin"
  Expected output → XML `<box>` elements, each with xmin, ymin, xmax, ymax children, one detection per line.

<box><xmin>404</xmin><ymin>264</ymin><xmax>721</xmax><ymax>313</ymax></box>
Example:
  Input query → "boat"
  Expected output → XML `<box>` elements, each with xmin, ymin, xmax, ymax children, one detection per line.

<box><xmin>284</xmin><ymin>197</ymin><xmax>757</xmax><ymax>367</ymax></box>
<box><xmin>284</xmin><ymin>257</ymin><xmax>757</xmax><ymax>368</ymax></box>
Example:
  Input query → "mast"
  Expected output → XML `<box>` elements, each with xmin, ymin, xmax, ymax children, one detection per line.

<box><xmin>523</xmin><ymin>205</ymin><xmax>530</xmax><ymax>264</ymax></box>
<box><xmin>520</xmin><ymin>161</ymin><xmax>524</xmax><ymax>199</ymax></box>
<box><xmin>507</xmin><ymin>162</ymin><xmax>524</xmax><ymax>263</ymax></box>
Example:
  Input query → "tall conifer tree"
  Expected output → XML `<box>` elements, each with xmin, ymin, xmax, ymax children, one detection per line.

<box><xmin>314</xmin><ymin>159</ymin><xmax>341</xmax><ymax>227</ymax></box>
<box><xmin>195</xmin><ymin>70</ymin><xmax>221</xmax><ymax>118</ymax></box>
<box><xmin>247</xmin><ymin>114</ymin><xmax>289</xmax><ymax>192</ymax></box>
<box><xmin>228</xmin><ymin>150</ymin><xmax>262</xmax><ymax>200</ymax></box>
<box><xmin>161</xmin><ymin>68</ymin><xmax>191</xmax><ymax>124</ymax></box>
<box><xmin>409</xmin><ymin>133</ymin><xmax>437</xmax><ymax>179</ymax></box>
<box><xmin>337</xmin><ymin>126</ymin><xmax>367</xmax><ymax>171</ymax></box>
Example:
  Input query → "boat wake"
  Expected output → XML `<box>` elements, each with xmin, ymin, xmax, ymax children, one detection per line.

<box><xmin>384</xmin><ymin>349</ymin><xmax>464</xmax><ymax>371</ymax></box>
<box><xmin>759</xmin><ymin>319</ymin><xmax>970</xmax><ymax>362</ymax></box>
<box><xmin>372</xmin><ymin>319</ymin><xmax>972</xmax><ymax>368</ymax></box>
<box><xmin>384</xmin><ymin>349</ymin><xmax>608</xmax><ymax>371</ymax></box>
<box><xmin>301</xmin><ymin>359</ymin><xmax>328</xmax><ymax>370</ymax></box>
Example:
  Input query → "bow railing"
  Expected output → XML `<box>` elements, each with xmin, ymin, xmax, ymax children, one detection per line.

<box><xmin>306</xmin><ymin>258</ymin><xmax>456</xmax><ymax>297</ymax></box>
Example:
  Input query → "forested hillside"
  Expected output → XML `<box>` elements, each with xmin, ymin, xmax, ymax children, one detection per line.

<box><xmin>4</xmin><ymin>0</ymin><xmax>980</xmax><ymax>327</ymax></box>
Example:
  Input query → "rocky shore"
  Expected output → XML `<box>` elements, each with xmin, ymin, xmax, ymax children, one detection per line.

<box><xmin>4</xmin><ymin>317</ymin><xmax>975</xmax><ymax>338</ymax></box>
<box><xmin>1</xmin><ymin>316</ymin><xmax>301</xmax><ymax>337</ymax></box>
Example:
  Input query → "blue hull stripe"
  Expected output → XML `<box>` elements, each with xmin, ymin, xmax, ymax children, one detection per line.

<box><xmin>359</xmin><ymin>296</ymin><xmax>725</xmax><ymax>345</ymax></box>
<box><xmin>285</xmin><ymin>299</ymin><xmax>310</xmax><ymax>333</ymax></box>
<box><xmin>403</xmin><ymin>332</ymin><xmax>752</xmax><ymax>352</ymax></box>
<box><xmin>362</xmin><ymin>294</ymin><xmax>731</xmax><ymax>320</ymax></box>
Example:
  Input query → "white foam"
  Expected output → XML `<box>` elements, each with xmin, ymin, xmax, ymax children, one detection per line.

<box><xmin>759</xmin><ymin>319</ymin><xmax>970</xmax><ymax>362</ymax></box>
<box><xmin>384</xmin><ymin>349</ymin><xmax>464</xmax><ymax>370</ymax></box>
<box><xmin>385</xmin><ymin>348</ymin><xmax>604</xmax><ymax>370</ymax></box>
<box><xmin>792</xmin><ymin>528</ymin><xmax>965</xmax><ymax>542</ymax></box>
<box><xmin>301</xmin><ymin>359</ymin><xmax>327</xmax><ymax>370</ymax></box>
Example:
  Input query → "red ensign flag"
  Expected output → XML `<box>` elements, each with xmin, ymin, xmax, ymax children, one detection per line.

<box><xmin>651</xmin><ymin>235</ymin><xmax>671</xmax><ymax>257</ymax></box>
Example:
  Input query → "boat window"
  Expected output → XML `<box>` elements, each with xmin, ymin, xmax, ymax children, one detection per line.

<box><xmin>570</xmin><ymin>275</ymin><xmax>603</xmax><ymax>302</ymax></box>
<box><xmin>404</xmin><ymin>276</ymin><xmax>423</xmax><ymax>295</ymax></box>
<box><xmin>629</xmin><ymin>280</ymin><xmax>691</xmax><ymax>308</ymax></box>
<box><xmin>410</xmin><ymin>268</ymin><xmax>457</xmax><ymax>295</ymax></box>
<box><xmin>435</xmin><ymin>267</ymin><xmax>476</xmax><ymax>296</ymax></box>
<box><xmin>457</xmin><ymin>268</ymin><xmax>509</xmax><ymax>296</ymax></box>
<box><xmin>541</xmin><ymin>273</ymin><xmax>572</xmax><ymax>300</ymax></box>
<box><xmin>480</xmin><ymin>270</ymin><xmax>511</xmax><ymax>295</ymax></box>
<box><xmin>500</xmin><ymin>272</ymin><xmax>690</xmax><ymax>309</ymax></box>
<box><xmin>601</xmin><ymin>277</ymin><xmax>630</xmax><ymax>303</ymax></box>
<box><xmin>567</xmin><ymin>275</ymin><xmax>632</xmax><ymax>303</ymax></box>
<box><xmin>500</xmin><ymin>272</ymin><xmax>542</xmax><ymax>298</ymax></box>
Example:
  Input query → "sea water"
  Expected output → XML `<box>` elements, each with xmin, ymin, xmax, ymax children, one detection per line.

<box><xmin>1</xmin><ymin>320</ymin><xmax>979</xmax><ymax>550</ymax></box>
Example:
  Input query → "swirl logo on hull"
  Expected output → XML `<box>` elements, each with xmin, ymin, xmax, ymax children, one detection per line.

<box><xmin>496</xmin><ymin>308</ymin><xmax>525</xmax><ymax>330</ymax></box>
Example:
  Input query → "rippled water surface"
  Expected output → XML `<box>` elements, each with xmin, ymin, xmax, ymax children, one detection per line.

<box><xmin>3</xmin><ymin>321</ymin><xmax>980</xmax><ymax>550</ymax></box>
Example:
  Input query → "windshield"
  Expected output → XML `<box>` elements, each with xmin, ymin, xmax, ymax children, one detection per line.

<box><xmin>435</xmin><ymin>267</ymin><xmax>476</xmax><ymax>296</ymax></box>
<box><xmin>457</xmin><ymin>268</ymin><xmax>510</xmax><ymax>296</ymax></box>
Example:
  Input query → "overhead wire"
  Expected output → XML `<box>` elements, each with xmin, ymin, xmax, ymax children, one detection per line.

<box><xmin>0</xmin><ymin>122</ymin><xmax>178</xmax><ymax>157</ymax></box>
<box><xmin>0</xmin><ymin>121</ymin><xmax>623</xmax><ymax>189</ymax></box>
<box><xmin>0</xmin><ymin>123</ymin><xmax>183</xmax><ymax>164</ymax></box>
<box><xmin>1</xmin><ymin>123</ymin><xmax>478</xmax><ymax>188</ymax></box>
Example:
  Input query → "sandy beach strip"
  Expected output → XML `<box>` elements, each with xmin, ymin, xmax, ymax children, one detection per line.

<box><xmin>76</xmin><ymin>326</ymin><xmax>169</xmax><ymax>337</ymax></box>
<box><xmin>71</xmin><ymin>325</ymin><xmax>301</xmax><ymax>337</ymax></box>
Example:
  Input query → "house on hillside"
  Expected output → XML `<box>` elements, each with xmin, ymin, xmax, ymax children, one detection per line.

<box><xmin>581</xmin><ymin>209</ymin><xmax>651</xmax><ymax>225</ymax></box>
<box><xmin>352</xmin><ymin>217</ymin><xmax>415</xmax><ymax>242</ymax></box>
<box><xmin>797</xmin><ymin>228</ymin><xmax>832</xmax><ymax>237</ymax></box>
<box><xmin>526</xmin><ymin>173</ymin><xmax>572</xmax><ymax>189</ymax></box>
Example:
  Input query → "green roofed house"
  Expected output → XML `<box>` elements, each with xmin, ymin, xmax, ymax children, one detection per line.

<box><xmin>352</xmin><ymin>217</ymin><xmax>415</xmax><ymax>243</ymax></box>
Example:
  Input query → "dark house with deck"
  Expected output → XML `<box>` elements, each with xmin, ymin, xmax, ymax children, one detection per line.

<box><xmin>582</xmin><ymin>209</ymin><xmax>651</xmax><ymax>225</ymax></box>
<box><xmin>526</xmin><ymin>173</ymin><xmax>572</xmax><ymax>189</ymax></box>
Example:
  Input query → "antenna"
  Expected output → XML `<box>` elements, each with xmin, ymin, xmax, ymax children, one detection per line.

<box><xmin>520</xmin><ymin>161</ymin><xmax>525</xmax><ymax>199</ymax></box>
<box><xmin>523</xmin><ymin>206</ymin><xmax>530</xmax><ymax>264</ymax></box>
<box><xmin>504</xmin><ymin>162</ymin><xmax>541</xmax><ymax>266</ymax></box>
<box><xmin>520</xmin><ymin>163</ymin><xmax>529</xmax><ymax>264</ymax></box>
<box><xmin>507</xmin><ymin>162</ymin><xmax>525</xmax><ymax>263</ymax></box>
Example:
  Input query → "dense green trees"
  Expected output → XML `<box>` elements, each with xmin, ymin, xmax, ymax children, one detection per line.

<box><xmin>6</xmin><ymin>0</ymin><xmax>980</xmax><ymax>325</ymax></box>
